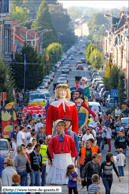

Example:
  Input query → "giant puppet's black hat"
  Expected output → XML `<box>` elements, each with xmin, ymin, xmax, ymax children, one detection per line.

<box><xmin>75</xmin><ymin>76</ymin><xmax>82</xmax><ymax>81</ymax></box>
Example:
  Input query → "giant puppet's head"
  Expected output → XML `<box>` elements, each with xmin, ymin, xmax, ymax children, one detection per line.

<box><xmin>55</xmin><ymin>84</ymin><xmax>71</xmax><ymax>100</ymax></box>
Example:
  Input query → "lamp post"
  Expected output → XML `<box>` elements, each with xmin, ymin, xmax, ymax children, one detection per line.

<box><xmin>13</xmin><ymin>19</ymin><xmax>34</xmax><ymax>60</ymax></box>
<box><xmin>26</xmin><ymin>26</ymin><xmax>42</xmax><ymax>45</ymax></box>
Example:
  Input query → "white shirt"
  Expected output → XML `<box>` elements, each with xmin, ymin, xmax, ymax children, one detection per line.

<box><xmin>106</xmin><ymin>128</ymin><xmax>112</xmax><ymax>139</ymax></box>
<box><xmin>92</xmin><ymin>121</ymin><xmax>98</xmax><ymax>129</ymax></box>
<box><xmin>120</xmin><ymin>126</ymin><xmax>124</xmax><ymax>131</ymax></box>
<box><xmin>26</xmin><ymin>148</ymin><xmax>33</xmax><ymax>154</ymax></box>
<box><xmin>116</xmin><ymin>153</ymin><xmax>125</xmax><ymax>166</ymax></box>
<box><xmin>26</xmin><ymin>124</ymin><xmax>32</xmax><ymax>130</ymax></box>
<box><xmin>35</xmin><ymin>122</ymin><xmax>43</xmax><ymax>131</ymax></box>
<box><xmin>24</xmin><ymin>131</ymin><xmax>31</xmax><ymax>145</ymax></box>
<box><xmin>91</xmin><ymin>129</ymin><xmax>96</xmax><ymax>138</ymax></box>
<box><xmin>17</xmin><ymin>131</ymin><xmax>25</xmax><ymax>146</ymax></box>
<box><xmin>82</xmin><ymin>133</ymin><xmax>94</xmax><ymax>146</ymax></box>
<box><xmin>115</xmin><ymin>109</ymin><xmax>121</xmax><ymax>117</ymax></box>
<box><xmin>29</xmin><ymin>137</ymin><xmax>33</xmax><ymax>144</ymax></box>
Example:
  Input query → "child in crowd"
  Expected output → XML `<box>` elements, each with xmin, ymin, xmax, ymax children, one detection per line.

<box><xmin>116</xmin><ymin>148</ymin><xmax>126</xmax><ymax>178</ymax></box>
<box><xmin>106</xmin><ymin>125</ymin><xmax>112</xmax><ymax>152</ymax></box>
<box><xmin>66</xmin><ymin>164</ymin><xmax>82</xmax><ymax>194</ymax></box>
<box><xmin>26</xmin><ymin>143</ymin><xmax>33</xmax><ymax>154</ymax></box>
<box><xmin>88</xmin><ymin>174</ymin><xmax>100</xmax><ymax>194</ymax></box>
<box><xmin>32</xmin><ymin>138</ymin><xmax>37</xmax><ymax>150</ymax></box>
<box><xmin>8</xmin><ymin>174</ymin><xmax>26</xmax><ymax>194</ymax></box>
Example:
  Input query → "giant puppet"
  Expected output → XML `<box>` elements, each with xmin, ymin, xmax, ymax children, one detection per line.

<box><xmin>46</xmin><ymin>119</ymin><xmax>77</xmax><ymax>184</ymax></box>
<box><xmin>46</xmin><ymin>84</ymin><xmax>78</xmax><ymax>137</ymax></box>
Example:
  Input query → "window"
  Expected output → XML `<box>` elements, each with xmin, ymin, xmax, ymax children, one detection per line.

<box><xmin>5</xmin><ymin>30</ymin><xmax>8</xmax><ymax>53</ymax></box>
<box><xmin>2</xmin><ymin>0</ymin><xmax>9</xmax><ymax>13</ymax></box>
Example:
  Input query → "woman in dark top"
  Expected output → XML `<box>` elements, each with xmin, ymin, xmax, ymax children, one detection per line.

<box><xmin>99</xmin><ymin>153</ymin><xmax>121</xmax><ymax>194</ymax></box>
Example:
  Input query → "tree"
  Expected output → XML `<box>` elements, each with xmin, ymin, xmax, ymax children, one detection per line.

<box><xmin>67</xmin><ymin>7</ymin><xmax>82</xmax><ymax>20</ymax></box>
<box><xmin>11</xmin><ymin>0</ymin><xmax>24</xmax><ymax>7</ymax></box>
<box><xmin>89</xmin><ymin>49</ymin><xmax>103</xmax><ymax>70</ymax></box>
<box><xmin>11</xmin><ymin>44</ymin><xmax>43</xmax><ymax>91</ymax></box>
<box><xmin>9</xmin><ymin>3</ymin><xmax>29</xmax><ymax>26</ymax></box>
<box><xmin>0</xmin><ymin>56</ymin><xmax>15</xmax><ymax>103</ymax></box>
<box><xmin>118</xmin><ymin>72</ymin><xmax>126</xmax><ymax>103</ymax></box>
<box><xmin>85</xmin><ymin>43</ymin><xmax>96</xmax><ymax>64</ymax></box>
<box><xmin>86</xmin><ymin>40</ymin><xmax>92</xmax><ymax>48</ymax></box>
<box><xmin>109</xmin><ymin>66</ymin><xmax>120</xmax><ymax>91</ymax></box>
<box><xmin>31</xmin><ymin>0</ymin><xmax>59</xmax><ymax>48</ymax></box>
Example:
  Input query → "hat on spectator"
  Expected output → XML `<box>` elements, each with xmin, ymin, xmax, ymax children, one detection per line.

<box><xmin>88</xmin><ymin>124</ymin><xmax>94</xmax><ymax>128</ymax></box>
<box><xmin>81</xmin><ymin>77</ymin><xmax>87</xmax><ymax>82</ymax></box>
<box><xmin>54</xmin><ymin>119</ymin><xmax>66</xmax><ymax>129</ymax></box>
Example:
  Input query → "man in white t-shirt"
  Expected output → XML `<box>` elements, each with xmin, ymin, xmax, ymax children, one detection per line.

<box><xmin>17</xmin><ymin>126</ymin><xmax>27</xmax><ymax>147</ymax></box>
<box><xmin>88</xmin><ymin>124</ymin><xmax>96</xmax><ymax>139</ymax></box>
<box><xmin>35</xmin><ymin>119</ymin><xmax>43</xmax><ymax>132</ymax></box>
<box><xmin>29</xmin><ymin>132</ymin><xmax>37</xmax><ymax>143</ymax></box>
<box><xmin>82</xmin><ymin>129</ymin><xmax>94</xmax><ymax>147</ymax></box>
<box><xmin>24</xmin><ymin>126</ymin><xmax>32</xmax><ymax>146</ymax></box>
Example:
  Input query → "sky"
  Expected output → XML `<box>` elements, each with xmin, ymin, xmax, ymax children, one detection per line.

<box><xmin>58</xmin><ymin>0</ymin><xmax>128</xmax><ymax>9</ymax></box>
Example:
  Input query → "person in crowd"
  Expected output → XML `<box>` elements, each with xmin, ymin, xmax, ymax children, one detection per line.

<box><xmin>82</xmin><ymin>129</ymin><xmax>94</xmax><ymax>147</ymax></box>
<box><xmin>115</xmin><ymin>117</ymin><xmax>121</xmax><ymax>137</ymax></box>
<box><xmin>89</xmin><ymin>139</ymin><xmax>102</xmax><ymax>164</ymax></box>
<box><xmin>24</xmin><ymin>127</ymin><xmax>31</xmax><ymax>146</ymax></box>
<box><xmin>110</xmin><ymin>119</ymin><xmax>117</xmax><ymax>139</ymax></box>
<box><xmin>115</xmin><ymin>106</ymin><xmax>121</xmax><ymax>118</ymax></box>
<box><xmin>11</xmin><ymin>125</ymin><xmax>19</xmax><ymax>159</ymax></box>
<box><xmin>66</xmin><ymin>164</ymin><xmax>82</xmax><ymax>194</ymax></box>
<box><xmin>94</xmin><ymin>91</ymin><xmax>99</xmax><ymax>102</ymax></box>
<box><xmin>91</xmin><ymin>91</ymin><xmax>95</xmax><ymax>102</ymax></box>
<box><xmin>37</xmin><ymin>127</ymin><xmax>45</xmax><ymax>143</ymax></box>
<box><xmin>88</xmin><ymin>174</ymin><xmax>100</xmax><ymax>194</ymax></box>
<box><xmin>16</xmin><ymin>91</ymin><xmax>20</xmax><ymax>106</ymax></box>
<box><xmin>81</xmin><ymin>153</ymin><xmax>100</xmax><ymax>190</ymax></box>
<box><xmin>14</xmin><ymin>146</ymin><xmax>30</xmax><ymax>186</ymax></box>
<box><xmin>101</xmin><ymin>122</ymin><xmax>107</xmax><ymax>150</ymax></box>
<box><xmin>104</xmin><ymin>116</ymin><xmax>111</xmax><ymax>127</ymax></box>
<box><xmin>29</xmin><ymin>132</ymin><xmax>37</xmax><ymax>144</ymax></box>
<box><xmin>26</xmin><ymin>143</ymin><xmax>33</xmax><ymax>154</ymax></box>
<box><xmin>35</xmin><ymin>118</ymin><xmax>42</xmax><ymax>132</ymax></box>
<box><xmin>29</xmin><ymin>143</ymin><xmax>42</xmax><ymax>186</ymax></box>
<box><xmin>88</xmin><ymin>124</ymin><xmax>96</xmax><ymax>141</ymax></box>
<box><xmin>116</xmin><ymin>148</ymin><xmax>125</xmax><ymax>178</ymax></box>
<box><xmin>80</xmin><ymin>77</ymin><xmax>90</xmax><ymax>98</ymax></box>
<box><xmin>98</xmin><ymin>114</ymin><xmax>102</xmax><ymax>124</ymax></box>
<box><xmin>32</xmin><ymin>138</ymin><xmax>37</xmax><ymax>149</ymax></box>
<box><xmin>38</xmin><ymin>138</ymin><xmax>52</xmax><ymax>186</ymax></box>
<box><xmin>2</xmin><ymin>158</ymin><xmax>17</xmax><ymax>186</ymax></box>
<box><xmin>99</xmin><ymin>153</ymin><xmax>121</xmax><ymax>194</ymax></box>
<box><xmin>105</xmin><ymin>109</ymin><xmax>111</xmax><ymax>116</ymax></box>
<box><xmin>17</xmin><ymin>125</ymin><xmax>27</xmax><ymax>147</ymax></box>
<box><xmin>119</xmin><ymin>122</ymin><xmax>124</xmax><ymax>132</ymax></box>
<box><xmin>26</xmin><ymin>120</ymin><xmax>32</xmax><ymax>130</ymax></box>
<box><xmin>96</xmin><ymin>123</ymin><xmax>103</xmax><ymax>147</ymax></box>
<box><xmin>8</xmin><ymin>174</ymin><xmax>26</xmax><ymax>194</ymax></box>
<box><xmin>77</xmin><ymin>140</ymin><xmax>95</xmax><ymax>189</ymax></box>
<box><xmin>106</xmin><ymin>125</ymin><xmax>112</xmax><ymax>152</ymax></box>
<box><xmin>0</xmin><ymin>156</ymin><xmax>5</xmax><ymax>190</ymax></box>
<box><xmin>114</xmin><ymin>130</ymin><xmax>129</xmax><ymax>165</ymax></box>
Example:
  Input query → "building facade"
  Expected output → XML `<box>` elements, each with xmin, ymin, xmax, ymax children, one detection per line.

<box><xmin>0</xmin><ymin>0</ymin><xmax>12</xmax><ymax>62</ymax></box>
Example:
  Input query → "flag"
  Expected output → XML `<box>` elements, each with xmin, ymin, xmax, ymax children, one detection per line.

<box><xmin>24</xmin><ymin>54</ymin><xmax>26</xmax><ymax>71</ymax></box>
<box><xmin>46</xmin><ymin>52</ymin><xmax>49</xmax><ymax>61</ymax></box>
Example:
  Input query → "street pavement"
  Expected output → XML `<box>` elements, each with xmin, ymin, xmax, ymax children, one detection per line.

<box><xmin>46</xmin><ymin>39</ymin><xmax>129</xmax><ymax>194</ymax></box>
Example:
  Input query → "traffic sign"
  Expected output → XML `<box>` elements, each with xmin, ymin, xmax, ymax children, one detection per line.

<box><xmin>111</xmin><ymin>90</ymin><xmax>118</xmax><ymax>98</ymax></box>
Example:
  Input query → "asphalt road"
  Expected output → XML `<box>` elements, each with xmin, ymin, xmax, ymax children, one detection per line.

<box><xmin>46</xmin><ymin>38</ymin><xmax>129</xmax><ymax>194</ymax></box>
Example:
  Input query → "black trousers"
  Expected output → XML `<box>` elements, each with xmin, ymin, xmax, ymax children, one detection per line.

<box><xmin>68</xmin><ymin>187</ymin><xmax>78</xmax><ymax>194</ymax></box>
<box><xmin>87</xmin><ymin>179</ymin><xmax>92</xmax><ymax>190</ymax></box>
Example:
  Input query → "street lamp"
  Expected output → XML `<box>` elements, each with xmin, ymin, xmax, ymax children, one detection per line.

<box><xmin>26</xmin><ymin>26</ymin><xmax>42</xmax><ymax>45</ymax></box>
<box><xmin>13</xmin><ymin>19</ymin><xmax>34</xmax><ymax>60</ymax></box>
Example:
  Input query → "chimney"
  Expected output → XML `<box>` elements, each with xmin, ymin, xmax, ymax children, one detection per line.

<box><xmin>15</xmin><ymin>26</ymin><xmax>20</xmax><ymax>37</ymax></box>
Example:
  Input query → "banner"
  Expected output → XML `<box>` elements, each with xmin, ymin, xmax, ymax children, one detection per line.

<box><xmin>1</xmin><ymin>102</ymin><xmax>17</xmax><ymax>138</ymax></box>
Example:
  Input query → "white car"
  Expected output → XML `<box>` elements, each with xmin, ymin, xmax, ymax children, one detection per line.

<box><xmin>88</xmin><ymin>102</ymin><xmax>102</xmax><ymax>116</ymax></box>
<box><xmin>0</xmin><ymin>139</ymin><xmax>12</xmax><ymax>158</ymax></box>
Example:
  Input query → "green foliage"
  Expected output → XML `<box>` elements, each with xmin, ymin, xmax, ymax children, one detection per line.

<box><xmin>85</xmin><ymin>43</ymin><xmax>96</xmax><ymax>64</ymax></box>
<box><xmin>9</xmin><ymin>3</ymin><xmax>29</xmax><ymax>26</ymax></box>
<box><xmin>103</xmin><ymin>76</ymin><xmax>110</xmax><ymax>91</ymax></box>
<box><xmin>67</xmin><ymin>7</ymin><xmax>82</xmax><ymax>20</ymax></box>
<box><xmin>11</xmin><ymin>0</ymin><xmax>24</xmax><ymax>7</ymax></box>
<box><xmin>11</xmin><ymin>44</ymin><xmax>43</xmax><ymax>91</ymax></box>
<box><xmin>31</xmin><ymin>0</ymin><xmax>59</xmax><ymax>48</ymax></box>
<box><xmin>86</xmin><ymin>40</ymin><xmax>93</xmax><ymax>48</ymax></box>
<box><xmin>0</xmin><ymin>56</ymin><xmax>15</xmax><ymax>103</ymax></box>
<box><xmin>89</xmin><ymin>49</ymin><xmax>102</xmax><ymax>70</ymax></box>
<box><xmin>49</xmin><ymin>4</ymin><xmax>76</xmax><ymax>52</ymax></box>
<box><xmin>118</xmin><ymin>72</ymin><xmax>126</xmax><ymax>103</ymax></box>
<box><xmin>109</xmin><ymin>66</ymin><xmax>120</xmax><ymax>91</ymax></box>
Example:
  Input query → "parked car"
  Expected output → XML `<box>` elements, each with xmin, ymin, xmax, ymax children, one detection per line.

<box><xmin>95</xmin><ymin>81</ymin><xmax>103</xmax><ymax>90</ymax></box>
<box><xmin>76</xmin><ymin>61</ymin><xmax>82</xmax><ymax>66</ymax></box>
<box><xmin>57</xmin><ymin>77</ymin><xmax>67</xmax><ymax>84</ymax></box>
<box><xmin>60</xmin><ymin>74</ymin><xmax>68</xmax><ymax>82</ymax></box>
<box><xmin>106</xmin><ymin>98</ymin><xmax>117</xmax><ymax>108</ymax></box>
<box><xmin>64</xmin><ymin>60</ymin><xmax>70</xmax><ymax>64</ymax></box>
<box><xmin>79</xmin><ymin>51</ymin><xmax>83</xmax><ymax>54</ymax></box>
<box><xmin>101</xmin><ymin>91</ymin><xmax>110</xmax><ymax>106</ymax></box>
<box><xmin>81</xmin><ymin>58</ymin><xmax>86</xmax><ymax>63</ymax></box>
<box><xmin>88</xmin><ymin>102</ymin><xmax>102</xmax><ymax>116</ymax></box>
<box><xmin>0</xmin><ymin>139</ymin><xmax>12</xmax><ymax>158</ymax></box>
<box><xmin>69</xmin><ymin>55</ymin><xmax>74</xmax><ymax>60</ymax></box>
<box><xmin>44</xmin><ymin>77</ymin><xmax>51</xmax><ymax>84</ymax></box>
<box><xmin>99</xmin><ymin>87</ymin><xmax>105</xmax><ymax>98</ymax></box>
<box><xmin>121</xmin><ymin>118</ymin><xmax>129</xmax><ymax>136</ymax></box>
<box><xmin>29</xmin><ymin>92</ymin><xmax>47</xmax><ymax>103</ymax></box>
<box><xmin>62</xmin><ymin>66</ymin><xmax>69</xmax><ymax>74</ymax></box>
<box><xmin>38</xmin><ymin>89</ymin><xmax>52</xmax><ymax>100</ymax></box>
<box><xmin>65</xmin><ymin>64</ymin><xmax>72</xmax><ymax>71</ymax></box>
<box><xmin>92</xmin><ymin>78</ymin><xmax>102</xmax><ymax>88</ymax></box>
<box><xmin>45</xmin><ymin>75</ymin><xmax>53</xmax><ymax>81</ymax></box>
<box><xmin>76</xmin><ymin>64</ymin><xmax>83</xmax><ymax>70</ymax></box>
<box><xmin>38</xmin><ymin>82</ymin><xmax>46</xmax><ymax>89</ymax></box>
<box><xmin>97</xmin><ymin>84</ymin><xmax>104</xmax><ymax>92</ymax></box>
